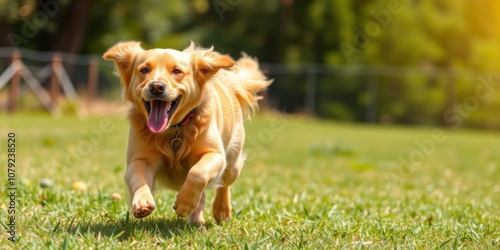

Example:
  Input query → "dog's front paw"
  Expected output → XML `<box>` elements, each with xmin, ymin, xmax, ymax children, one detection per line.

<box><xmin>173</xmin><ymin>188</ymin><xmax>202</xmax><ymax>218</ymax></box>
<box><xmin>132</xmin><ymin>197</ymin><xmax>155</xmax><ymax>219</ymax></box>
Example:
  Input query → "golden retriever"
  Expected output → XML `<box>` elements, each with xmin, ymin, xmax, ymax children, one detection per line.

<box><xmin>103</xmin><ymin>41</ymin><xmax>271</xmax><ymax>224</ymax></box>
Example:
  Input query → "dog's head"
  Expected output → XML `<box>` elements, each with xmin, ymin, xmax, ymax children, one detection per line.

<box><xmin>103</xmin><ymin>41</ymin><xmax>234</xmax><ymax>133</ymax></box>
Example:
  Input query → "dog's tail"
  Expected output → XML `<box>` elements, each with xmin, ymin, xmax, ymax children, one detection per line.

<box><xmin>231</xmin><ymin>53</ymin><xmax>273</xmax><ymax>120</ymax></box>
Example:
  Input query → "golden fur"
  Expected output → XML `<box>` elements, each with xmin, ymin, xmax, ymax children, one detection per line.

<box><xmin>103</xmin><ymin>41</ymin><xmax>271</xmax><ymax>224</ymax></box>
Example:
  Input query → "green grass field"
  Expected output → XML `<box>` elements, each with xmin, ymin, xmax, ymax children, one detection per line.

<box><xmin>1</xmin><ymin>112</ymin><xmax>499</xmax><ymax>249</ymax></box>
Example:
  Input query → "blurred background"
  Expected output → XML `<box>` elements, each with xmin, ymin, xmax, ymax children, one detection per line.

<box><xmin>1</xmin><ymin>0</ymin><xmax>500</xmax><ymax>128</ymax></box>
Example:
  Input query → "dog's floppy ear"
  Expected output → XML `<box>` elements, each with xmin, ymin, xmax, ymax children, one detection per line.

<box><xmin>188</xmin><ymin>44</ymin><xmax>234</xmax><ymax>83</ymax></box>
<box><xmin>103</xmin><ymin>41</ymin><xmax>144</xmax><ymax>85</ymax></box>
<box><xmin>197</xmin><ymin>52</ymin><xmax>234</xmax><ymax>77</ymax></box>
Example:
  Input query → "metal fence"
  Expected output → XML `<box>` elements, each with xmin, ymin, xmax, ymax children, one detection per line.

<box><xmin>0</xmin><ymin>48</ymin><xmax>116</xmax><ymax>117</ymax></box>
<box><xmin>1</xmin><ymin>48</ymin><xmax>499</xmax><ymax>127</ymax></box>
<box><xmin>263</xmin><ymin>63</ymin><xmax>500</xmax><ymax>127</ymax></box>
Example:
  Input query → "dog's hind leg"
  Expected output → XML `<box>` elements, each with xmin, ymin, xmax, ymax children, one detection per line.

<box><xmin>212</xmin><ymin>186</ymin><xmax>232</xmax><ymax>223</ymax></box>
<box><xmin>212</xmin><ymin>151</ymin><xmax>244</xmax><ymax>223</ymax></box>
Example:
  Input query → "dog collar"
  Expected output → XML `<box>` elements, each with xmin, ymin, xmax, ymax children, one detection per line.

<box><xmin>175</xmin><ymin>108</ymin><xmax>197</xmax><ymax>127</ymax></box>
<box><xmin>170</xmin><ymin>109</ymin><xmax>196</xmax><ymax>151</ymax></box>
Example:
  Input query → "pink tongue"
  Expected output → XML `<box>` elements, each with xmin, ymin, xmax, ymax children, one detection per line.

<box><xmin>147</xmin><ymin>100</ymin><xmax>169</xmax><ymax>133</ymax></box>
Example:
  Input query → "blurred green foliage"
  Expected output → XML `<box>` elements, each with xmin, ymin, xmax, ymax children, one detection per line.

<box><xmin>1</xmin><ymin>0</ymin><xmax>500</xmax><ymax>127</ymax></box>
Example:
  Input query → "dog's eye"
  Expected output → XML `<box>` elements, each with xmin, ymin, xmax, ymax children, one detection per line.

<box><xmin>140</xmin><ymin>67</ymin><xmax>151</xmax><ymax>74</ymax></box>
<box><xmin>172</xmin><ymin>68</ymin><xmax>183</xmax><ymax>75</ymax></box>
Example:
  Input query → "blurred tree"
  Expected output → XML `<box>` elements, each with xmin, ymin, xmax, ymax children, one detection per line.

<box><xmin>1</xmin><ymin>0</ymin><xmax>500</xmax><ymax>127</ymax></box>
<box><xmin>40</xmin><ymin>0</ymin><xmax>94</xmax><ymax>53</ymax></box>
<box><xmin>0</xmin><ymin>0</ymin><xmax>92</xmax><ymax>53</ymax></box>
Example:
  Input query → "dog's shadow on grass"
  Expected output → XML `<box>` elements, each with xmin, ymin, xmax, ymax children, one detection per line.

<box><xmin>67</xmin><ymin>213</ymin><xmax>211</xmax><ymax>241</ymax></box>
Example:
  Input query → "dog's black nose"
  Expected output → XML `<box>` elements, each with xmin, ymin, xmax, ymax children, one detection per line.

<box><xmin>149</xmin><ymin>81</ymin><xmax>165</xmax><ymax>96</ymax></box>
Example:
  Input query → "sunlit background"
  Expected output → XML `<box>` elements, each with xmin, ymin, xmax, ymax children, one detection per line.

<box><xmin>1</xmin><ymin>1</ymin><xmax>500</xmax><ymax>248</ymax></box>
<box><xmin>1</xmin><ymin>0</ymin><xmax>500</xmax><ymax>128</ymax></box>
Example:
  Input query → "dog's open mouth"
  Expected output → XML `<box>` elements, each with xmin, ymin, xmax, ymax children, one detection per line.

<box><xmin>143</xmin><ymin>96</ymin><xmax>181</xmax><ymax>133</ymax></box>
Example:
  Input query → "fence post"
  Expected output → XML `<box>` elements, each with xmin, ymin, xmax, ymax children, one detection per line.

<box><xmin>444</xmin><ymin>71</ymin><xmax>456</xmax><ymax>127</ymax></box>
<box><xmin>366</xmin><ymin>72</ymin><xmax>378</xmax><ymax>123</ymax></box>
<box><xmin>259</xmin><ymin>63</ymin><xmax>270</xmax><ymax>110</ymax></box>
<box><xmin>305</xmin><ymin>64</ymin><xmax>317</xmax><ymax>116</ymax></box>
<box><xmin>87</xmin><ymin>56</ymin><xmax>99</xmax><ymax>105</ymax></box>
<box><xmin>50</xmin><ymin>53</ymin><xmax>62</xmax><ymax>104</ymax></box>
<box><xmin>8</xmin><ymin>51</ymin><xmax>21</xmax><ymax>114</ymax></box>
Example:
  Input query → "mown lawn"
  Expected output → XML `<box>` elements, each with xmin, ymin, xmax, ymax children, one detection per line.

<box><xmin>0</xmin><ymin>112</ymin><xmax>499</xmax><ymax>249</ymax></box>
